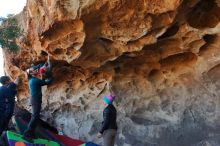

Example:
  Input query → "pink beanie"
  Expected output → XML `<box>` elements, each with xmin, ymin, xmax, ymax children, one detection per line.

<box><xmin>103</xmin><ymin>95</ymin><xmax>116</xmax><ymax>104</ymax></box>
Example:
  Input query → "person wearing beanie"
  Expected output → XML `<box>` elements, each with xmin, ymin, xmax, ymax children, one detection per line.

<box><xmin>23</xmin><ymin>66</ymin><xmax>52</xmax><ymax>141</ymax></box>
<box><xmin>97</xmin><ymin>86</ymin><xmax>118</xmax><ymax>146</ymax></box>
<box><xmin>0</xmin><ymin>76</ymin><xmax>21</xmax><ymax>135</ymax></box>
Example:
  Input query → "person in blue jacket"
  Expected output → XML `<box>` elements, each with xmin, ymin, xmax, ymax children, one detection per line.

<box><xmin>0</xmin><ymin>76</ymin><xmax>20</xmax><ymax>135</ymax></box>
<box><xmin>23</xmin><ymin>65</ymin><xmax>52</xmax><ymax>140</ymax></box>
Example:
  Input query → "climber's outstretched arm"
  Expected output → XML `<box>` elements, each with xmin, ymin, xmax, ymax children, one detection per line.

<box><xmin>47</xmin><ymin>55</ymin><xmax>52</xmax><ymax>71</ymax></box>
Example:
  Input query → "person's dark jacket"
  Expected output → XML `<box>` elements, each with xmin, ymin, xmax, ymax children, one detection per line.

<box><xmin>100</xmin><ymin>104</ymin><xmax>117</xmax><ymax>134</ymax></box>
<box><xmin>0</xmin><ymin>83</ymin><xmax>17</xmax><ymax>105</ymax></box>
<box><xmin>0</xmin><ymin>82</ymin><xmax>17</xmax><ymax>117</ymax></box>
<box><xmin>28</xmin><ymin>77</ymin><xmax>52</xmax><ymax>104</ymax></box>
<box><xmin>7</xmin><ymin>83</ymin><xmax>17</xmax><ymax>102</ymax></box>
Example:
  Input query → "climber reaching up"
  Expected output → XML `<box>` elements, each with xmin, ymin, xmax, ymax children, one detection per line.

<box><xmin>23</xmin><ymin>66</ymin><xmax>53</xmax><ymax>141</ymax></box>
<box><xmin>29</xmin><ymin>54</ymin><xmax>53</xmax><ymax>80</ymax></box>
<box><xmin>39</xmin><ymin>54</ymin><xmax>53</xmax><ymax>80</ymax></box>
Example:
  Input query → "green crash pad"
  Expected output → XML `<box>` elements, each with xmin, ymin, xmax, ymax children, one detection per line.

<box><xmin>6</xmin><ymin>131</ymin><xmax>60</xmax><ymax>146</ymax></box>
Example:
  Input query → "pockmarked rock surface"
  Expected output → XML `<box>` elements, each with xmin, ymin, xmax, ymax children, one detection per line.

<box><xmin>3</xmin><ymin>0</ymin><xmax>220</xmax><ymax>145</ymax></box>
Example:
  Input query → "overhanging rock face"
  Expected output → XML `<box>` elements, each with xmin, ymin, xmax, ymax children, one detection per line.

<box><xmin>4</xmin><ymin>0</ymin><xmax>220</xmax><ymax>145</ymax></box>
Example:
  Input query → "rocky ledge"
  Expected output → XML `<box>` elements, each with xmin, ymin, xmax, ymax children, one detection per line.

<box><xmin>3</xmin><ymin>0</ymin><xmax>220</xmax><ymax>145</ymax></box>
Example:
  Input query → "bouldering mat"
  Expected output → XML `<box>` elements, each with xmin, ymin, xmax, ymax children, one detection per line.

<box><xmin>14</xmin><ymin>116</ymin><xmax>84</xmax><ymax>146</ymax></box>
<box><xmin>6</xmin><ymin>131</ymin><xmax>60</xmax><ymax>146</ymax></box>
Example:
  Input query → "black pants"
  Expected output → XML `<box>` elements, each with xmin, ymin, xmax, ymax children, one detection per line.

<box><xmin>0</xmin><ymin>131</ymin><xmax>8</xmax><ymax>146</ymax></box>
<box><xmin>0</xmin><ymin>106</ymin><xmax>5</xmax><ymax>135</ymax></box>
<box><xmin>24</xmin><ymin>103</ymin><xmax>41</xmax><ymax>137</ymax></box>
<box><xmin>0</xmin><ymin>103</ymin><xmax>14</xmax><ymax>135</ymax></box>
<box><xmin>4</xmin><ymin>102</ymin><xmax>14</xmax><ymax>130</ymax></box>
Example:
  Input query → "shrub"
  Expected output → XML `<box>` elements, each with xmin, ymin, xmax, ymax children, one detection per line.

<box><xmin>0</xmin><ymin>15</ymin><xmax>23</xmax><ymax>52</ymax></box>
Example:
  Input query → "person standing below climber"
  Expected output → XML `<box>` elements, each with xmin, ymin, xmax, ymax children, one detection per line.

<box><xmin>0</xmin><ymin>76</ymin><xmax>21</xmax><ymax>135</ymax></box>
<box><xmin>23</xmin><ymin>64</ymin><xmax>53</xmax><ymax>140</ymax></box>
<box><xmin>97</xmin><ymin>85</ymin><xmax>118</xmax><ymax>146</ymax></box>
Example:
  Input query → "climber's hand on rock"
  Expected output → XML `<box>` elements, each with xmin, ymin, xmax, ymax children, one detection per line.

<box><xmin>97</xmin><ymin>132</ymin><xmax>102</xmax><ymax>138</ymax></box>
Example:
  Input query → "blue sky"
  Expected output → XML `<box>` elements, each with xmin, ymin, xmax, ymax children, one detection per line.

<box><xmin>0</xmin><ymin>0</ymin><xmax>26</xmax><ymax>76</ymax></box>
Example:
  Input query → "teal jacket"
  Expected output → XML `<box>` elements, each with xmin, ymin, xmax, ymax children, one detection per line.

<box><xmin>29</xmin><ymin>77</ymin><xmax>52</xmax><ymax>104</ymax></box>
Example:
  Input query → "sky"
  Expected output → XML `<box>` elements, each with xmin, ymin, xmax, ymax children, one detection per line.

<box><xmin>0</xmin><ymin>0</ymin><xmax>27</xmax><ymax>76</ymax></box>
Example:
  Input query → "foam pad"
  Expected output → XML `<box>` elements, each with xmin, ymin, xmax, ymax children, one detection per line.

<box><xmin>6</xmin><ymin>131</ymin><xmax>60</xmax><ymax>146</ymax></box>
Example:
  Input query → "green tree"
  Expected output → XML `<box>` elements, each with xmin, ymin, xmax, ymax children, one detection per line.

<box><xmin>0</xmin><ymin>15</ymin><xmax>23</xmax><ymax>52</ymax></box>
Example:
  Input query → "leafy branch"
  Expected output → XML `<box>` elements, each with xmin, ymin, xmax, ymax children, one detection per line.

<box><xmin>0</xmin><ymin>15</ymin><xmax>23</xmax><ymax>52</ymax></box>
